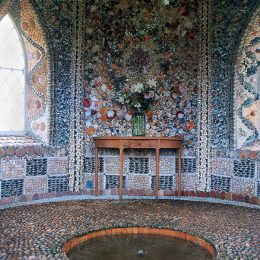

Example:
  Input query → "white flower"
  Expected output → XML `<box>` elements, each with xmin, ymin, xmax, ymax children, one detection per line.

<box><xmin>162</xmin><ymin>0</ymin><xmax>170</xmax><ymax>5</ymax></box>
<box><xmin>147</xmin><ymin>79</ymin><xmax>157</xmax><ymax>88</ymax></box>
<box><xmin>118</xmin><ymin>96</ymin><xmax>125</xmax><ymax>103</ymax></box>
<box><xmin>132</xmin><ymin>83</ymin><xmax>144</xmax><ymax>93</ymax></box>
<box><xmin>135</xmin><ymin>102</ymin><xmax>142</xmax><ymax>108</ymax></box>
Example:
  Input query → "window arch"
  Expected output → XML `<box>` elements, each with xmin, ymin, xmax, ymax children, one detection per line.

<box><xmin>0</xmin><ymin>14</ymin><xmax>26</xmax><ymax>133</ymax></box>
<box><xmin>0</xmin><ymin>0</ymin><xmax>52</xmax><ymax>144</ymax></box>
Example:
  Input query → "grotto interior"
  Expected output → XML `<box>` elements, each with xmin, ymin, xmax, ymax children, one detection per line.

<box><xmin>0</xmin><ymin>0</ymin><xmax>259</xmax><ymax>259</ymax></box>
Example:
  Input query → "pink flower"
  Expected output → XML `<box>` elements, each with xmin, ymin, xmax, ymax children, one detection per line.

<box><xmin>144</xmin><ymin>93</ymin><xmax>150</xmax><ymax>99</ymax></box>
<box><xmin>136</xmin><ymin>102</ymin><xmax>142</xmax><ymax>108</ymax></box>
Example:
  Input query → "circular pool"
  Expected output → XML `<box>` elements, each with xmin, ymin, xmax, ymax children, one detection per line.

<box><xmin>64</xmin><ymin>227</ymin><xmax>216</xmax><ymax>260</ymax></box>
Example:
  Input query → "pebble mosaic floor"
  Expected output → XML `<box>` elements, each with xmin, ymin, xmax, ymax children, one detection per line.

<box><xmin>0</xmin><ymin>198</ymin><xmax>259</xmax><ymax>260</ymax></box>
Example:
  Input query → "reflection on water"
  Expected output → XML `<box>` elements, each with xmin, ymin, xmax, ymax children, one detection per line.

<box><xmin>67</xmin><ymin>233</ymin><xmax>213</xmax><ymax>260</ymax></box>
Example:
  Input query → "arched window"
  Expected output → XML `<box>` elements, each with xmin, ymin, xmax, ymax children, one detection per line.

<box><xmin>0</xmin><ymin>14</ymin><xmax>25</xmax><ymax>134</ymax></box>
<box><xmin>0</xmin><ymin>0</ymin><xmax>51</xmax><ymax>145</ymax></box>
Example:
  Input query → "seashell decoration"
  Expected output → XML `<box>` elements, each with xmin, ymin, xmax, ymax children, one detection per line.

<box><xmin>106</xmin><ymin>109</ymin><xmax>116</xmax><ymax>119</ymax></box>
<box><xmin>125</xmin><ymin>113</ymin><xmax>133</xmax><ymax>122</ymax></box>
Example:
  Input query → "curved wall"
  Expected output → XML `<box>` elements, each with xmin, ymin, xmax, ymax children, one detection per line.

<box><xmin>0</xmin><ymin>0</ymin><xmax>259</xmax><ymax>207</ymax></box>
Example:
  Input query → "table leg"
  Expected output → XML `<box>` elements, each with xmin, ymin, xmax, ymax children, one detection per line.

<box><xmin>119</xmin><ymin>148</ymin><xmax>124</xmax><ymax>201</ymax></box>
<box><xmin>95</xmin><ymin>147</ymin><xmax>99</xmax><ymax>196</ymax></box>
<box><xmin>155</xmin><ymin>148</ymin><xmax>160</xmax><ymax>197</ymax></box>
<box><xmin>178</xmin><ymin>148</ymin><xmax>182</xmax><ymax>196</ymax></box>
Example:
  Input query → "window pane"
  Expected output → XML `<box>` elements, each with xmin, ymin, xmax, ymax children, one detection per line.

<box><xmin>0</xmin><ymin>15</ymin><xmax>25</xmax><ymax>70</ymax></box>
<box><xmin>0</xmin><ymin>14</ymin><xmax>25</xmax><ymax>132</ymax></box>
<box><xmin>0</xmin><ymin>69</ymin><xmax>25</xmax><ymax>131</ymax></box>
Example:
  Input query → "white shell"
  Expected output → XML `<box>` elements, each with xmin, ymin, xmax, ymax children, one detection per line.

<box><xmin>101</xmin><ymin>84</ymin><xmax>107</xmax><ymax>92</ymax></box>
<box><xmin>85</xmin><ymin>120</ymin><xmax>92</xmax><ymax>127</ymax></box>
<box><xmin>107</xmin><ymin>110</ymin><xmax>115</xmax><ymax>119</ymax></box>
<box><xmin>85</xmin><ymin>110</ymin><xmax>91</xmax><ymax>117</ymax></box>
<box><xmin>125</xmin><ymin>113</ymin><xmax>132</xmax><ymax>121</ymax></box>
<box><xmin>96</xmin><ymin>112</ymin><xmax>102</xmax><ymax>119</ymax></box>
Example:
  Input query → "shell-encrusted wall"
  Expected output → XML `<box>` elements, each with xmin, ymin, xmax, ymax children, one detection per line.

<box><xmin>211</xmin><ymin>0</ymin><xmax>259</xmax><ymax>148</ymax></box>
<box><xmin>0</xmin><ymin>0</ymin><xmax>51</xmax><ymax>144</ymax></box>
<box><xmin>84</xmin><ymin>0</ymin><xmax>199</xmax><ymax>147</ymax></box>
<box><xmin>0</xmin><ymin>0</ymin><xmax>260</xmax><ymax>206</ymax></box>
<box><xmin>234</xmin><ymin>9</ymin><xmax>260</xmax><ymax>150</ymax></box>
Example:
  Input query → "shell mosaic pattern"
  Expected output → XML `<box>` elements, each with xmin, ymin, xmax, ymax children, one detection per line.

<box><xmin>0</xmin><ymin>0</ymin><xmax>260</xmax><ymax>205</ymax></box>
<box><xmin>105</xmin><ymin>175</ymin><xmax>127</xmax><ymax>189</ymax></box>
<box><xmin>30</xmin><ymin>0</ymin><xmax>73</xmax><ymax>146</ymax></box>
<box><xmin>84</xmin><ymin>0</ymin><xmax>199</xmax><ymax>147</ymax></box>
<box><xmin>175</xmin><ymin>157</ymin><xmax>196</xmax><ymax>174</ymax></box>
<box><xmin>233</xmin><ymin>159</ymin><xmax>255</xmax><ymax>178</ymax></box>
<box><xmin>0</xmin><ymin>154</ymin><xmax>259</xmax><ymax>202</ymax></box>
<box><xmin>48</xmin><ymin>175</ymin><xmax>69</xmax><ymax>193</ymax></box>
<box><xmin>129</xmin><ymin>157</ymin><xmax>149</xmax><ymax>174</ymax></box>
<box><xmin>0</xmin><ymin>158</ymin><xmax>26</xmax><ymax>179</ymax></box>
<box><xmin>234</xmin><ymin>9</ymin><xmax>260</xmax><ymax>149</ymax></box>
<box><xmin>210</xmin><ymin>175</ymin><xmax>231</xmax><ymax>193</ymax></box>
<box><xmin>211</xmin><ymin>0</ymin><xmax>259</xmax><ymax>148</ymax></box>
<box><xmin>24</xmin><ymin>176</ymin><xmax>47</xmax><ymax>194</ymax></box>
<box><xmin>83</xmin><ymin>157</ymin><xmax>104</xmax><ymax>173</ymax></box>
<box><xmin>26</xmin><ymin>158</ymin><xmax>48</xmax><ymax>176</ymax></box>
<box><xmin>151</xmin><ymin>175</ymin><xmax>174</xmax><ymax>190</ymax></box>
<box><xmin>1</xmin><ymin>179</ymin><xmax>24</xmax><ymax>198</ymax></box>
<box><xmin>0</xmin><ymin>0</ymin><xmax>51</xmax><ymax>144</ymax></box>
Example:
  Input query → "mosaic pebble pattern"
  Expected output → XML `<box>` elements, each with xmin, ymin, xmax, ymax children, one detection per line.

<box><xmin>105</xmin><ymin>175</ymin><xmax>126</xmax><ymax>189</ymax></box>
<box><xmin>0</xmin><ymin>159</ymin><xmax>25</xmax><ymax>179</ymax></box>
<box><xmin>210</xmin><ymin>175</ymin><xmax>231</xmax><ymax>192</ymax></box>
<box><xmin>24</xmin><ymin>176</ymin><xmax>47</xmax><ymax>194</ymax></box>
<box><xmin>47</xmin><ymin>158</ymin><xmax>68</xmax><ymax>175</ymax></box>
<box><xmin>0</xmin><ymin>200</ymin><xmax>259</xmax><ymax>259</ymax></box>
<box><xmin>26</xmin><ymin>158</ymin><xmax>47</xmax><ymax>176</ymax></box>
<box><xmin>1</xmin><ymin>179</ymin><xmax>24</xmax><ymax>198</ymax></box>
<box><xmin>211</xmin><ymin>0</ymin><xmax>258</xmax><ymax>148</ymax></box>
<box><xmin>104</xmin><ymin>157</ymin><xmax>120</xmax><ymax>174</ymax></box>
<box><xmin>182</xmin><ymin>175</ymin><xmax>196</xmax><ymax>191</ymax></box>
<box><xmin>31</xmin><ymin>1</ymin><xmax>73</xmax><ymax>146</ymax></box>
<box><xmin>211</xmin><ymin>159</ymin><xmax>232</xmax><ymax>176</ymax></box>
<box><xmin>257</xmin><ymin>182</ymin><xmax>260</xmax><ymax>197</ymax></box>
<box><xmin>175</xmin><ymin>158</ymin><xmax>196</xmax><ymax>174</ymax></box>
<box><xmin>83</xmin><ymin>174</ymin><xmax>103</xmax><ymax>191</ymax></box>
<box><xmin>83</xmin><ymin>157</ymin><xmax>104</xmax><ymax>173</ymax></box>
<box><xmin>0</xmin><ymin>0</ymin><xmax>259</xmax><ymax>206</ymax></box>
<box><xmin>234</xmin><ymin>159</ymin><xmax>255</xmax><ymax>178</ymax></box>
<box><xmin>155</xmin><ymin>157</ymin><xmax>175</xmax><ymax>175</ymax></box>
<box><xmin>127</xmin><ymin>175</ymin><xmax>150</xmax><ymax>190</ymax></box>
<box><xmin>233</xmin><ymin>178</ymin><xmax>255</xmax><ymax>197</ymax></box>
<box><xmin>0</xmin><ymin>156</ymin><xmax>69</xmax><ymax>198</ymax></box>
<box><xmin>129</xmin><ymin>158</ymin><xmax>149</xmax><ymax>174</ymax></box>
<box><xmin>234</xmin><ymin>9</ymin><xmax>260</xmax><ymax>149</ymax></box>
<box><xmin>48</xmin><ymin>176</ymin><xmax>69</xmax><ymax>193</ymax></box>
<box><xmin>151</xmin><ymin>176</ymin><xmax>174</xmax><ymax>190</ymax></box>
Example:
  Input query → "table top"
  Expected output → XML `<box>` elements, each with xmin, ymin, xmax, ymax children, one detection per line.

<box><xmin>93</xmin><ymin>136</ymin><xmax>183</xmax><ymax>141</ymax></box>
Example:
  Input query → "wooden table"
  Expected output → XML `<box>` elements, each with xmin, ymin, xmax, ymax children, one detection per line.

<box><xmin>93</xmin><ymin>136</ymin><xmax>183</xmax><ymax>199</ymax></box>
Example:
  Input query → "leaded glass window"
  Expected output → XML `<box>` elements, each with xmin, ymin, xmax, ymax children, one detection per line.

<box><xmin>0</xmin><ymin>14</ymin><xmax>25</xmax><ymax>133</ymax></box>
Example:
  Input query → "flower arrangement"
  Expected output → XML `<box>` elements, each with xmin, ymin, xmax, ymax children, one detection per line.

<box><xmin>112</xmin><ymin>79</ymin><xmax>157</xmax><ymax>111</ymax></box>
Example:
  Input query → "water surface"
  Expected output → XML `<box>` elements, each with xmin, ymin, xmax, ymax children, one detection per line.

<box><xmin>68</xmin><ymin>233</ymin><xmax>213</xmax><ymax>260</ymax></box>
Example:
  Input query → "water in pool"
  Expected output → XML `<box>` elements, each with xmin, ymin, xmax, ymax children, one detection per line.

<box><xmin>67</xmin><ymin>234</ymin><xmax>213</xmax><ymax>260</ymax></box>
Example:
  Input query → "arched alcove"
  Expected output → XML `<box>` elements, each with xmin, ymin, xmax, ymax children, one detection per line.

<box><xmin>0</xmin><ymin>0</ymin><xmax>51</xmax><ymax>144</ymax></box>
<box><xmin>234</xmin><ymin>8</ymin><xmax>260</xmax><ymax>150</ymax></box>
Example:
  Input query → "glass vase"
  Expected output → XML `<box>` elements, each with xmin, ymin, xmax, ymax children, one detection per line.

<box><xmin>132</xmin><ymin>111</ymin><xmax>146</xmax><ymax>136</ymax></box>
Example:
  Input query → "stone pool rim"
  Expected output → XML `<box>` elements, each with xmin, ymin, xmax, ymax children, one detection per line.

<box><xmin>63</xmin><ymin>227</ymin><xmax>217</xmax><ymax>259</ymax></box>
